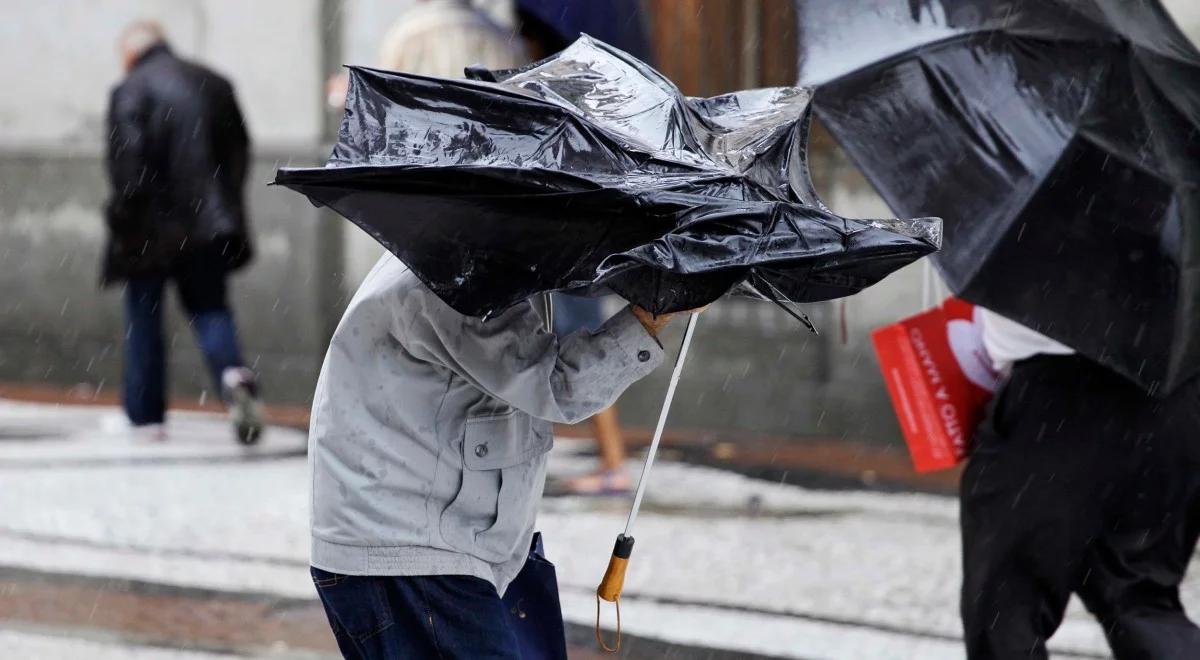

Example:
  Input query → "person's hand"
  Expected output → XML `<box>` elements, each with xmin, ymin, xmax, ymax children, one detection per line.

<box><xmin>630</xmin><ymin>305</ymin><xmax>705</xmax><ymax>338</ymax></box>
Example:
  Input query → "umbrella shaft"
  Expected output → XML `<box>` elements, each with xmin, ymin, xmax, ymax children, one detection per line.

<box><xmin>623</xmin><ymin>312</ymin><xmax>700</xmax><ymax>537</ymax></box>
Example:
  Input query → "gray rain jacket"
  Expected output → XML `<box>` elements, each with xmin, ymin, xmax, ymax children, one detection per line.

<box><xmin>308</xmin><ymin>256</ymin><xmax>664</xmax><ymax>593</ymax></box>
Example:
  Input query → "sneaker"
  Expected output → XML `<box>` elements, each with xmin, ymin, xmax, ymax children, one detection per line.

<box><xmin>222</xmin><ymin>367</ymin><xmax>264</xmax><ymax>445</ymax></box>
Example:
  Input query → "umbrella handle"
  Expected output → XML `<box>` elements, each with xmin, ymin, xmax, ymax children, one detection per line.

<box><xmin>597</xmin><ymin>534</ymin><xmax>634</xmax><ymax>601</ymax></box>
<box><xmin>593</xmin><ymin>312</ymin><xmax>700</xmax><ymax>652</ymax></box>
<box><xmin>595</xmin><ymin>534</ymin><xmax>633</xmax><ymax>653</ymax></box>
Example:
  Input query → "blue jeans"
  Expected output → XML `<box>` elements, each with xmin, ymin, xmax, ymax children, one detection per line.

<box><xmin>123</xmin><ymin>259</ymin><xmax>244</xmax><ymax>425</ymax></box>
<box><xmin>310</xmin><ymin>568</ymin><xmax>521</xmax><ymax>659</ymax></box>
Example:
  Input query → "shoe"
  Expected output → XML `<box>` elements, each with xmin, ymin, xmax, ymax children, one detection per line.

<box><xmin>131</xmin><ymin>423</ymin><xmax>167</xmax><ymax>443</ymax></box>
<box><xmin>555</xmin><ymin>469</ymin><xmax>632</xmax><ymax>496</ymax></box>
<box><xmin>222</xmin><ymin>367</ymin><xmax>264</xmax><ymax>445</ymax></box>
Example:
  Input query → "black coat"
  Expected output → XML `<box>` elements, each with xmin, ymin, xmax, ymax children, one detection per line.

<box><xmin>103</xmin><ymin>44</ymin><xmax>252</xmax><ymax>284</ymax></box>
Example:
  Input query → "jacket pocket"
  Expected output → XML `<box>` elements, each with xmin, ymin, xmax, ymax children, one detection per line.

<box><xmin>440</xmin><ymin>410</ymin><xmax>553</xmax><ymax>564</ymax></box>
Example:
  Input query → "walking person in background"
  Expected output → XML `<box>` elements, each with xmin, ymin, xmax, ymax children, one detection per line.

<box><xmin>104</xmin><ymin>21</ymin><xmax>262</xmax><ymax>444</ymax></box>
<box><xmin>547</xmin><ymin>294</ymin><xmax>634</xmax><ymax>495</ymax></box>
<box><xmin>378</xmin><ymin>0</ymin><xmax>526</xmax><ymax>76</ymax></box>
<box><xmin>322</xmin><ymin>0</ymin><xmax>528</xmax><ymax>287</ymax></box>
<box><xmin>960</xmin><ymin>309</ymin><xmax>1200</xmax><ymax>659</ymax></box>
<box><xmin>325</xmin><ymin>0</ymin><xmax>526</xmax><ymax>110</ymax></box>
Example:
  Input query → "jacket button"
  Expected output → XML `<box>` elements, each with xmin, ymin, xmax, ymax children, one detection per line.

<box><xmin>637</xmin><ymin>350</ymin><xmax>651</xmax><ymax>363</ymax></box>
<box><xmin>474</xmin><ymin>443</ymin><xmax>489</xmax><ymax>458</ymax></box>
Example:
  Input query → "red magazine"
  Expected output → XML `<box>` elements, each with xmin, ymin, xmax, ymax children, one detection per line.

<box><xmin>871</xmin><ymin>298</ymin><xmax>1000</xmax><ymax>472</ymax></box>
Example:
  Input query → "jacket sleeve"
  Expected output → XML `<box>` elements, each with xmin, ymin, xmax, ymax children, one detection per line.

<box><xmin>104</xmin><ymin>85</ymin><xmax>149</xmax><ymax>231</ymax></box>
<box><xmin>222</xmin><ymin>82</ymin><xmax>251</xmax><ymax>192</ymax></box>
<box><xmin>394</xmin><ymin>287</ymin><xmax>665</xmax><ymax>424</ymax></box>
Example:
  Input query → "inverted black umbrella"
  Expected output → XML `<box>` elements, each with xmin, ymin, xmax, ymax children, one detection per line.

<box><xmin>275</xmin><ymin>36</ymin><xmax>939</xmax><ymax>320</ymax></box>
<box><xmin>796</xmin><ymin>0</ymin><xmax>1200</xmax><ymax>395</ymax></box>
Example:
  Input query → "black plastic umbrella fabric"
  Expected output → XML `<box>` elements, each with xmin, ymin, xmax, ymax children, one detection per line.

<box><xmin>796</xmin><ymin>0</ymin><xmax>1200</xmax><ymax>394</ymax></box>
<box><xmin>276</xmin><ymin>36</ymin><xmax>940</xmax><ymax>319</ymax></box>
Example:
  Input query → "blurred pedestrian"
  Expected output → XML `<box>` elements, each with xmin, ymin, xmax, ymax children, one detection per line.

<box><xmin>322</xmin><ymin>0</ymin><xmax>528</xmax><ymax>287</ymax></box>
<box><xmin>548</xmin><ymin>294</ymin><xmax>634</xmax><ymax>495</ymax></box>
<box><xmin>307</xmin><ymin>256</ymin><xmax>687</xmax><ymax>658</ymax></box>
<box><xmin>103</xmin><ymin>21</ymin><xmax>262</xmax><ymax>444</ymax></box>
<box><xmin>326</xmin><ymin>0</ymin><xmax>526</xmax><ymax>110</ymax></box>
<box><xmin>960</xmin><ymin>310</ymin><xmax>1200</xmax><ymax>659</ymax></box>
<box><xmin>378</xmin><ymin>0</ymin><xmax>526</xmax><ymax>77</ymax></box>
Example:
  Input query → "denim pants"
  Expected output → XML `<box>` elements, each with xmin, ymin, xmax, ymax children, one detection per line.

<box><xmin>311</xmin><ymin>568</ymin><xmax>521</xmax><ymax>659</ymax></box>
<box><xmin>123</xmin><ymin>259</ymin><xmax>244</xmax><ymax>425</ymax></box>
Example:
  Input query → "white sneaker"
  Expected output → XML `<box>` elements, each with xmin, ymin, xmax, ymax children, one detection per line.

<box><xmin>222</xmin><ymin>367</ymin><xmax>264</xmax><ymax>445</ymax></box>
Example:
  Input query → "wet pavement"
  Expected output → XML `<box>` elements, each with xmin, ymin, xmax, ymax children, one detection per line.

<box><xmin>0</xmin><ymin>396</ymin><xmax>1195</xmax><ymax>659</ymax></box>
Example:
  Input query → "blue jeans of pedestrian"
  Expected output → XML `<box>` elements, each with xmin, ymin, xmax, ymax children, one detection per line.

<box><xmin>310</xmin><ymin>568</ymin><xmax>521</xmax><ymax>659</ymax></box>
<box><xmin>123</xmin><ymin>260</ymin><xmax>244</xmax><ymax>425</ymax></box>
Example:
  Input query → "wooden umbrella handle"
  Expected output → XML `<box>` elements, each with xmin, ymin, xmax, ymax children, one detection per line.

<box><xmin>595</xmin><ymin>534</ymin><xmax>635</xmax><ymax>652</ymax></box>
<box><xmin>597</xmin><ymin>534</ymin><xmax>634</xmax><ymax>601</ymax></box>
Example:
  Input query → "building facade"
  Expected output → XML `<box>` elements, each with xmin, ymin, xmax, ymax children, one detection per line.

<box><xmin>2</xmin><ymin>0</ymin><xmax>1197</xmax><ymax>446</ymax></box>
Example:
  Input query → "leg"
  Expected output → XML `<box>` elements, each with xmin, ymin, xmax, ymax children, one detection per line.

<box><xmin>559</xmin><ymin>405</ymin><xmax>632</xmax><ymax>495</ymax></box>
<box><xmin>310</xmin><ymin>568</ymin><xmax>519</xmax><ymax>659</ymax></box>
<box><xmin>313</xmin><ymin>587</ymin><xmax>367</xmax><ymax>660</ymax></box>
<box><xmin>123</xmin><ymin>277</ymin><xmax>167</xmax><ymax>425</ymax></box>
<box><xmin>311</xmin><ymin>568</ymin><xmax>402</xmax><ymax>659</ymax></box>
<box><xmin>410</xmin><ymin>574</ymin><xmax>521</xmax><ymax>658</ymax></box>
<box><xmin>174</xmin><ymin>257</ymin><xmax>262</xmax><ymax>443</ymax></box>
<box><xmin>1076</xmin><ymin>382</ymin><xmax>1200</xmax><ymax>660</ymax></box>
<box><xmin>173</xmin><ymin>260</ymin><xmax>244</xmax><ymax>391</ymax></box>
<box><xmin>591</xmin><ymin>405</ymin><xmax>627</xmax><ymax>472</ymax></box>
<box><xmin>551</xmin><ymin>294</ymin><xmax>631</xmax><ymax>494</ymax></box>
<box><xmin>960</xmin><ymin>357</ymin><xmax>1116</xmax><ymax>659</ymax></box>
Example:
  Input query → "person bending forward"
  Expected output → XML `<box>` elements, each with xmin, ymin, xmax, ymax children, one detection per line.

<box><xmin>308</xmin><ymin>255</ymin><xmax>683</xmax><ymax>658</ymax></box>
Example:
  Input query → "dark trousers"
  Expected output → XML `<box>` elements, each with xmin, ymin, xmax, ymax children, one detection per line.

<box><xmin>310</xmin><ymin>568</ymin><xmax>521</xmax><ymax>659</ymax></box>
<box><xmin>123</xmin><ymin>258</ymin><xmax>244</xmax><ymax>425</ymax></box>
<box><xmin>961</xmin><ymin>355</ymin><xmax>1200</xmax><ymax>659</ymax></box>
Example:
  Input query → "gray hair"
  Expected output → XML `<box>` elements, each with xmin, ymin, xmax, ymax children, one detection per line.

<box><xmin>119</xmin><ymin>20</ymin><xmax>167</xmax><ymax>58</ymax></box>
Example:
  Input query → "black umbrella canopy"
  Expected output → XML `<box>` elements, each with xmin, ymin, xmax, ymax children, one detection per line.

<box><xmin>277</xmin><ymin>36</ymin><xmax>939</xmax><ymax>319</ymax></box>
<box><xmin>797</xmin><ymin>0</ymin><xmax>1200</xmax><ymax>394</ymax></box>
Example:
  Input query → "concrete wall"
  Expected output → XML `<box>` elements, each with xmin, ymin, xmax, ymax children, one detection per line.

<box><xmin>0</xmin><ymin>0</ymin><xmax>326</xmax><ymax>150</ymax></box>
<box><xmin>2</xmin><ymin>1</ymin><xmax>1197</xmax><ymax>448</ymax></box>
<box><xmin>0</xmin><ymin>0</ymin><xmax>338</xmax><ymax>403</ymax></box>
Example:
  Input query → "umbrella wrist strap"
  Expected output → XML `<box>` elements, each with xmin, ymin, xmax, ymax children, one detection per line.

<box><xmin>595</xmin><ymin>594</ymin><xmax>622</xmax><ymax>653</ymax></box>
<box><xmin>595</xmin><ymin>534</ymin><xmax>633</xmax><ymax>653</ymax></box>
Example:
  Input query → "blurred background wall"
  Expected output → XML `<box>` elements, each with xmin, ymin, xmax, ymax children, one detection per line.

<box><xmin>0</xmin><ymin>0</ymin><xmax>341</xmax><ymax>410</ymax></box>
<box><xmin>1</xmin><ymin>0</ymin><xmax>1197</xmax><ymax>447</ymax></box>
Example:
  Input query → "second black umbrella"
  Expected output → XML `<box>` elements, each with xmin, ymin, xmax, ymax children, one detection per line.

<box><xmin>797</xmin><ymin>0</ymin><xmax>1200</xmax><ymax>394</ymax></box>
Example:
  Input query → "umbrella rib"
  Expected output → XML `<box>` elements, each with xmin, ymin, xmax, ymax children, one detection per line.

<box><xmin>748</xmin><ymin>272</ymin><xmax>817</xmax><ymax>333</ymax></box>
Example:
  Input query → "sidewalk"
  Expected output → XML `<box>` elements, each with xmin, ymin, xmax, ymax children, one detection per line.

<box><xmin>0</xmin><ymin>381</ymin><xmax>960</xmax><ymax>493</ymax></box>
<box><xmin>0</xmin><ymin>398</ymin><xmax>1192</xmax><ymax>658</ymax></box>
